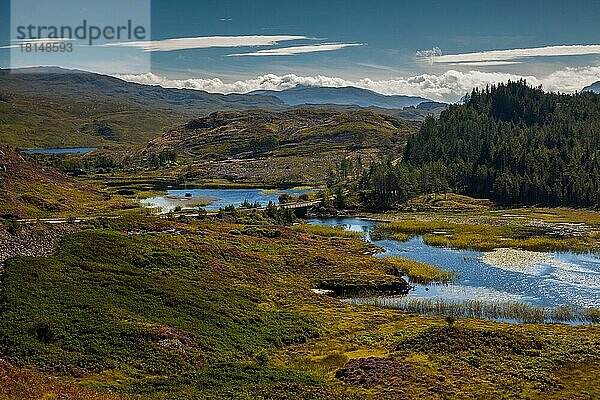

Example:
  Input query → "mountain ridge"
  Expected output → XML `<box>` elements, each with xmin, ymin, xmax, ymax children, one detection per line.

<box><xmin>250</xmin><ymin>85</ymin><xmax>434</xmax><ymax>109</ymax></box>
<box><xmin>0</xmin><ymin>67</ymin><xmax>286</xmax><ymax>148</ymax></box>
<box><xmin>582</xmin><ymin>81</ymin><xmax>600</xmax><ymax>93</ymax></box>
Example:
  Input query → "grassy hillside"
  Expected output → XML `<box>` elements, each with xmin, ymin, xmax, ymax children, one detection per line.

<box><xmin>138</xmin><ymin>109</ymin><xmax>416</xmax><ymax>185</ymax></box>
<box><xmin>0</xmin><ymin>68</ymin><xmax>284</xmax><ymax>148</ymax></box>
<box><xmin>0</xmin><ymin>146</ymin><xmax>132</xmax><ymax>218</ymax></box>
<box><xmin>0</xmin><ymin>91</ymin><xmax>185</xmax><ymax>148</ymax></box>
<box><xmin>0</xmin><ymin>215</ymin><xmax>598</xmax><ymax>399</ymax></box>
<box><xmin>148</xmin><ymin>109</ymin><xmax>411</xmax><ymax>157</ymax></box>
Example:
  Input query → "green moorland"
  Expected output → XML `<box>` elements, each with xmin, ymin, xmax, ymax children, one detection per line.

<box><xmin>146</xmin><ymin>109</ymin><xmax>411</xmax><ymax>158</ymax></box>
<box><xmin>133</xmin><ymin>109</ymin><xmax>416</xmax><ymax>185</ymax></box>
<box><xmin>0</xmin><ymin>91</ymin><xmax>186</xmax><ymax>149</ymax></box>
<box><xmin>1</xmin><ymin>215</ymin><xmax>599</xmax><ymax>399</ymax></box>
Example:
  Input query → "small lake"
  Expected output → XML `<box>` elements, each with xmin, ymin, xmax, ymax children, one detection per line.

<box><xmin>308</xmin><ymin>217</ymin><xmax>600</xmax><ymax>319</ymax></box>
<box><xmin>142</xmin><ymin>188</ymin><xmax>312</xmax><ymax>213</ymax></box>
<box><xmin>22</xmin><ymin>147</ymin><xmax>97</xmax><ymax>155</ymax></box>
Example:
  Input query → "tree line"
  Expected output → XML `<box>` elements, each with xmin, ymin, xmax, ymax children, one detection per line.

<box><xmin>359</xmin><ymin>80</ymin><xmax>600</xmax><ymax>209</ymax></box>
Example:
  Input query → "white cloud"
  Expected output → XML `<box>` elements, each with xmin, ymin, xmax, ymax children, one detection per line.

<box><xmin>427</xmin><ymin>44</ymin><xmax>600</xmax><ymax>64</ymax></box>
<box><xmin>415</xmin><ymin>47</ymin><xmax>442</xmax><ymax>58</ymax></box>
<box><xmin>228</xmin><ymin>43</ymin><xmax>365</xmax><ymax>56</ymax></box>
<box><xmin>101</xmin><ymin>35</ymin><xmax>309</xmax><ymax>52</ymax></box>
<box><xmin>116</xmin><ymin>65</ymin><xmax>600</xmax><ymax>103</ymax></box>
<box><xmin>446</xmin><ymin>61</ymin><xmax>521</xmax><ymax>67</ymax></box>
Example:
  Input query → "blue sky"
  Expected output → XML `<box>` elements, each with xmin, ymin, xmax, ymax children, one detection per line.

<box><xmin>1</xmin><ymin>0</ymin><xmax>600</xmax><ymax>101</ymax></box>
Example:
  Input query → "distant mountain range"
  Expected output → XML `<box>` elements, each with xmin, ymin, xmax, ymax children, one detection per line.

<box><xmin>582</xmin><ymin>81</ymin><xmax>600</xmax><ymax>94</ymax></box>
<box><xmin>250</xmin><ymin>85</ymin><xmax>434</xmax><ymax>109</ymax></box>
<box><xmin>0</xmin><ymin>67</ymin><xmax>285</xmax><ymax>114</ymax></box>
<box><xmin>0</xmin><ymin>67</ymin><xmax>443</xmax><ymax>148</ymax></box>
<box><xmin>0</xmin><ymin>67</ymin><xmax>286</xmax><ymax>148</ymax></box>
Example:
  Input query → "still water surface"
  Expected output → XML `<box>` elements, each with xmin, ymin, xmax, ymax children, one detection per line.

<box><xmin>308</xmin><ymin>217</ymin><xmax>600</xmax><ymax>309</ymax></box>
<box><xmin>142</xmin><ymin>188</ymin><xmax>312</xmax><ymax>212</ymax></box>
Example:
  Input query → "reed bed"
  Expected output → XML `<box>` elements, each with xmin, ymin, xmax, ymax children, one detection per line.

<box><xmin>375</xmin><ymin>220</ymin><xmax>599</xmax><ymax>252</ymax></box>
<box><xmin>345</xmin><ymin>297</ymin><xmax>600</xmax><ymax>324</ymax></box>
<box><xmin>385</xmin><ymin>256</ymin><xmax>457</xmax><ymax>284</ymax></box>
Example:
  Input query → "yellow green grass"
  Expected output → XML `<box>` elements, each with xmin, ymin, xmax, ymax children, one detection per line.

<box><xmin>385</xmin><ymin>256</ymin><xmax>457</xmax><ymax>284</ymax></box>
<box><xmin>375</xmin><ymin>220</ymin><xmax>600</xmax><ymax>252</ymax></box>
<box><xmin>293</xmin><ymin>224</ymin><xmax>362</xmax><ymax>239</ymax></box>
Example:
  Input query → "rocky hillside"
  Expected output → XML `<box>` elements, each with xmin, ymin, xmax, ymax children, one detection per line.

<box><xmin>0</xmin><ymin>146</ymin><xmax>131</xmax><ymax>218</ymax></box>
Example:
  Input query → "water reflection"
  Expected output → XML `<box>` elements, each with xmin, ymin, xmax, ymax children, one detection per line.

<box><xmin>308</xmin><ymin>217</ymin><xmax>600</xmax><ymax>309</ymax></box>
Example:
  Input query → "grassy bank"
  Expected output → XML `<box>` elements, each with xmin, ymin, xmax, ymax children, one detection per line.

<box><xmin>292</xmin><ymin>224</ymin><xmax>362</xmax><ymax>239</ymax></box>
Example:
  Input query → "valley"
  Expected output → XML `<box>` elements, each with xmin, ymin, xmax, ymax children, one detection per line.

<box><xmin>1</xmin><ymin>71</ymin><xmax>599</xmax><ymax>400</ymax></box>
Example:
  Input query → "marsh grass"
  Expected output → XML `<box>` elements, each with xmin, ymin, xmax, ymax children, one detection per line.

<box><xmin>347</xmin><ymin>297</ymin><xmax>600</xmax><ymax>324</ymax></box>
<box><xmin>385</xmin><ymin>257</ymin><xmax>457</xmax><ymax>284</ymax></box>
<box><xmin>375</xmin><ymin>220</ymin><xmax>599</xmax><ymax>252</ymax></box>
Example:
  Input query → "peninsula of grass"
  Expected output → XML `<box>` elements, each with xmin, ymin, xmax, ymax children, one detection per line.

<box><xmin>385</xmin><ymin>256</ymin><xmax>457</xmax><ymax>284</ymax></box>
<box><xmin>292</xmin><ymin>224</ymin><xmax>362</xmax><ymax>239</ymax></box>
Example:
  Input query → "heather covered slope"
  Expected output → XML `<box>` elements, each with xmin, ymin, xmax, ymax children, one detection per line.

<box><xmin>140</xmin><ymin>109</ymin><xmax>417</xmax><ymax>184</ymax></box>
<box><xmin>0</xmin><ymin>146</ymin><xmax>131</xmax><ymax>218</ymax></box>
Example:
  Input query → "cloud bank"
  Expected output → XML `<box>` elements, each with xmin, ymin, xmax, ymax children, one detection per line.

<box><xmin>102</xmin><ymin>35</ymin><xmax>309</xmax><ymax>52</ymax></box>
<box><xmin>116</xmin><ymin>65</ymin><xmax>600</xmax><ymax>102</ymax></box>
<box><xmin>421</xmin><ymin>44</ymin><xmax>600</xmax><ymax>65</ymax></box>
<box><xmin>228</xmin><ymin>43</ymin><xmax>365</xmax><ymax>56</ymax></box>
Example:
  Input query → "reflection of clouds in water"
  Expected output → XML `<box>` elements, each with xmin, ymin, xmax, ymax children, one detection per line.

<box><xmin>482</xmin><ymin>248</ymin><xmax>600</xmax><ymax>292</ymax></box>
<box><xmin>481</xmin><ymin>248</ymin><xmax>550</xmax><ymax>275</ymax></box>
<box><xmin>549</xmin><ymin>268</ymin><xmax>600</xmax><ymax>288</ymax></box>
<box><xmin>539</xmin><ymin>278</ymin><xmax>600</xmax><ymax>308</ymax></box>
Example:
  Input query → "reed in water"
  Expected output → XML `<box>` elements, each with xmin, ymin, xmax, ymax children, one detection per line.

<box><xmin>346</xmin><ymin>297</ymin><xmax>600</xmax><ymax>324</ymax></box>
